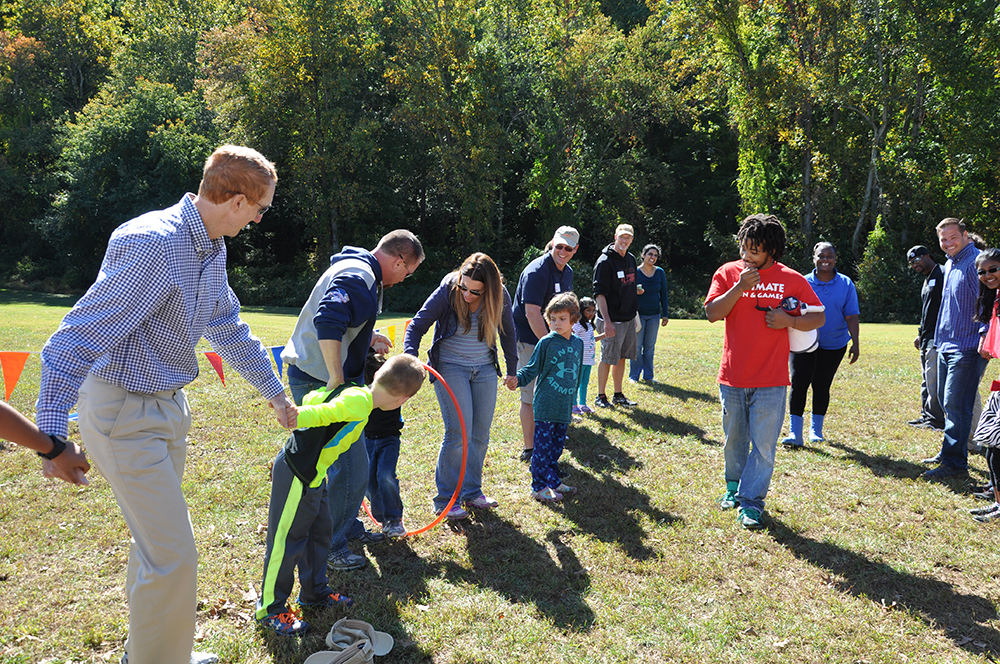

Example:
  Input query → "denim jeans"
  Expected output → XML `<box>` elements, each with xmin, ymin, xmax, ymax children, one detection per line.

<box><xmin>288</xmin><ymin>374</ymin><xmax>369</xmax><ymax>555</ymax></box>
<box><xmin>719</xmin><ymin>384</ymin><xmax>787</xmax><ymax>512</ymax></box>
<box><xmin>936</xmin><ymin>349</ymin><xmax>988</xmax><ymax>470</ymax></box>
<box><xmin>629</xmin><ymin>315</ymin><xmax>660</xmax><ymax>381</ymax></box>
<box><xmin>433</xmin><ymin>361</ymin><xmax>498</xmax><ymax>512</ymax></box>
<box><xmin>366</xmin><ymin>435</ymin><xmax>403</xmax><ymax>523</ymax></box>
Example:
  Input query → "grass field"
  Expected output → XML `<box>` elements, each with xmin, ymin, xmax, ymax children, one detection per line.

<box><xmin>2</xmin><ymin>288</ymin><xmax>1000</xmax><ymax>664</ymax></box>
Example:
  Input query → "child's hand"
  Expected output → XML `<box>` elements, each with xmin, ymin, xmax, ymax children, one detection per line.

<box><xmin>504</xmin><ymin>375</ymin><xmax>519</xmax><ymax>390</ymax></box>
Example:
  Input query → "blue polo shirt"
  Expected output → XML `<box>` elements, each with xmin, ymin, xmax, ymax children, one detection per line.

<box><xmin>806</xmin><ymin>270</ymin><xmax>860</xmax><ymax>349</ymax></box>
<box><xmin>935</xmin><ymin>241</ymin><xmax>984</xmax><ymax>354</ymax></box>
<box><xmin>512</xmin><ymin>253</ymin><xmax>574</xmax><ymax>345</ymax></box>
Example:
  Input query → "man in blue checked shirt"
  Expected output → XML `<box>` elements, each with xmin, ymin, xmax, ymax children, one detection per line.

<box><xmin>35</xmin><ymin>145</ymin><xmax>297</xmax><ymax>664</ymax></box>
<box><xmin>922</xmin><ymin>218</ymin><xmax>988</xmax><ymax>480</ymax></box>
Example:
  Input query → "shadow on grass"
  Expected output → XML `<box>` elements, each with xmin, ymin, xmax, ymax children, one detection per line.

<box><xmin>568</xmin><ymin>426</ymin><xmax>642</xmax><ymax>473</ymax></box>
<box><xmin>646</xmin><ymin>381</ymin><xmax>717</xmax><ymax>403</ymax></box>
<box><xmin>769</xmin><ymin>517</ymin><xmax>1000</xmax><ymax>660</ymax></box>
<box><xmin>826</xmin><ymin>441</ymin><xmax>985</xmax><ymax>494</ymax></box>
<box><xmin>631</xmin><ymin>408</ymin><xmax>721</xmax><ymax>446</ymax></box>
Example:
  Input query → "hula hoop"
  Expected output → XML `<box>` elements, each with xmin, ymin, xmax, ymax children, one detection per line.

<box><xmin>362</xmin><ymin>362</ymin><xmax>467</xmax><ymax>536</ymax></box>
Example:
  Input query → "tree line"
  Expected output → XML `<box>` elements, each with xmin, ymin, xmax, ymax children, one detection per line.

<box><xmin>1</xmin><ymin>0</ymin><xmax>997</xmax><ymax>320</ymax></box>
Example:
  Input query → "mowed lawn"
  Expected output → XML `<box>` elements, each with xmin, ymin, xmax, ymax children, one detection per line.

<box><xmin>3</xmin><ymin>288</ymin><xmax>1000</xmax><ymax>664</ymax></box>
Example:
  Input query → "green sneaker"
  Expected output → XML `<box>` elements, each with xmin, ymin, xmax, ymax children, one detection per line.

<box><xmin>737</xmin><ymin>507</ymin><xmax>764</xmax><ymax>530</ymax></box>
<box><xmin>718</xmin><ymin>481</ymin><xmax>739</xmax><ymax>510</ymax></box>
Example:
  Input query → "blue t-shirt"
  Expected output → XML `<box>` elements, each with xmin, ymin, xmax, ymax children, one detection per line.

<box><xmin>513</xmin><ymin>253</ymin><xmax>574</xmax><ymax>345</ymax></box>
<box><xmin>516</xmin><ymin>332</ymin><xmax>583</xmax><ymax>424</ymax></box>
<box><xmin>806</xmin><ymin>270</ymin><xmax>860</xmax><ymax>349</ymax></box>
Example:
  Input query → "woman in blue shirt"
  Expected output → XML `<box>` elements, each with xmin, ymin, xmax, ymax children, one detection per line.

<box><xmin>782</xmin><ymin>242</ymin><xmax>860</xmax><ymax>446</ymax></box>
<box><xmin>629</xmin><ymin>244</ymin><xmax>670</xmax><ymax>382</ymax></box>
<box><xmin>404</xmin><ymin>253</ymin><xmax>518</xmax><ymax>520</ymax></box>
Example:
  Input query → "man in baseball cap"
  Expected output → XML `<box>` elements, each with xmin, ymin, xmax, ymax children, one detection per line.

<box><xmin>907</xmin><ymin>245</ymin><xmax>945</xmax><ymax>432</ymax></box>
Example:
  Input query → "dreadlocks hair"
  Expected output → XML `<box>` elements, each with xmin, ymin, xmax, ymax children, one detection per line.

<box><xmin>975</xmin><ymin>248</ymin><xmax>1000</xmax><ymax>324</ymax></box>
<box><xmin>736</xmin><ymin>214</ymin><xmax>786</xmax><ymax>263</ymax></box>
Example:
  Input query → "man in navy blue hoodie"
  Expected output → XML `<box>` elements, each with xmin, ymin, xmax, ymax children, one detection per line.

<box><xmin>283</xmin><ymin>230</ymin><xmax>424</xmax><ymax>570</ymax></box>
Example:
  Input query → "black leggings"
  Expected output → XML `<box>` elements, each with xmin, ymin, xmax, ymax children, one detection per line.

<box><xmin>987</xmin><ymin>448</ymin><xmax>1000</xmax><ymax>493</ymax></box>
<box><xmin>789</xmin><ymin>345</ymin><xmax>848</xmax><ymax>417</ymax></box>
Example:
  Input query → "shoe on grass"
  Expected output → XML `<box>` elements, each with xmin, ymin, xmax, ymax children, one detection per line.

<box><xmin>382</xmin><ymin>519</ymin><xmax>406</xmax><ymax>538</ymax></box>
<box><xmin>298</xmin><ymin>591</ymin><xmax>353</xmax><ymax>609</ymax></box>
<box><xmin>970</xmin><ymin>502</ymin><xmax>1000</xmax><ymax>516</ymax></box>
<box><xmin>327</xmin><ymin>548</ymin><xmax>367</xmax><ymax>572</ymax></box>
<box><xmin>718</xmin><ymin>481</ymin><xmax>739</xmax><ymax>510</ymax></box>
<box><xmin>921</xmin><ymin>464</ymin><xmax>969</xmax><ymax>480</ymax></box>
<box><xmin>907</xmin><ymin>417</ymin><xmax>926</xmax><ymax>426</ymax></box>
<box><xmin>259</xmin><ymin>612</ymin><xmax>309</xmax><ymax>636</ymax></box>
<box><xmin>350</xmin><ymin>529</ymin><xmax>386</xmax><ymax>545</ymax></box>
<box><xmin>973</xmin><ymin>489</ymin><xmax>996</xmax><ymax>501</ymax></box>
<box><xmin>921</xmin><ymin>452</ymin><xmax>942</xmax><ymax>465</ymax></box>
<box><xmin>781</xmin><ymin>433</ymin><xmax>804</xmax><ymax>448</ymax></box>
<box><xmin>737</xmin><ymin>507</ymin><xmax>765</xmax><ymax>530</ymax></box>
<box><xmin>974</xmin><ymin>509</ymin><xmax>1000</xmax><ymax>523</ymax></box>
<box><xmin>580</xmin><ymin>405</ymin><xmax>595</xmax><ymax>414</ymax></box>
<box><xmin>531</xmin><ymin>487</ymin><xmax>563</xmax><ymax>502</ymax></box>
<box><xmin>519</xmin><ymin>448</ymin><xmax>533</xmax><ymax>462</ymax></box>
<box><xmin>594</xmin><ymin>394</ymin><xmax>612</xmax><ymax>408</ymax></box>
<box><xmin>555</xmin><ymin>483</ymin><xmax>577</xmax><ymax>495</ymax></box>
<box><xmin>465</xmin><ymin>494</ymin><xmax>499</xmax><ymax>509</ymax></box>
<box><xmin>437</xmin><ymin>504</ymin><xmax>469</xmax><ymax>520</ymax></box>
<box><xmin>572</xmin><ymin>405</ymin><xmax>584</xmax><ymax>415</ymax></box>
<box><xmin>612</xmin><ymin>393</ymin><xmax>637</xmax><ymax>407</ymax></box>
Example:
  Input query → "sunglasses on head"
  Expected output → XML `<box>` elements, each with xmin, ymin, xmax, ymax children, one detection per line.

<box><xmin>457</xmin><ymin>283</ymin><xmax>483</xmax><ymax>297</ymax></box>
<box><xmin>978</xmin><ymin>266</ymin><xmax>1000</xmax><ymax>276</ymax></box>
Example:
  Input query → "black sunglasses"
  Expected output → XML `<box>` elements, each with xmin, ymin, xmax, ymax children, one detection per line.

<box><xmin>457</xmin><ymin>283</ymin><xmax>483</xmax><ymax>297</ymax></box>
<box><xmin>978</xmin><ymin>266</ymin><xmax>1000</xmax><ymax>276</ymax></box>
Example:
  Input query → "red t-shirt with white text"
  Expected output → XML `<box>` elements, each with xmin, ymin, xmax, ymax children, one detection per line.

<box><xmin>705</xmin><ymin>260</ymin><xmax>822</xmax><ymax>388</ymax></box>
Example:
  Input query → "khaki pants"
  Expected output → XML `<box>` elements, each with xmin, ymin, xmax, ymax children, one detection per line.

<box><xmin>80</xmin><ymin>374</ymin><xmax>196</xmax><ymax>664</ymax></box>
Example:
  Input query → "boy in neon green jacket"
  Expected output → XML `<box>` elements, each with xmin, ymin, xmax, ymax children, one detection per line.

<box><xmin>256</xmin><ymin>354</ymin><xmax>426</xmax><ymax>635</ymax></box>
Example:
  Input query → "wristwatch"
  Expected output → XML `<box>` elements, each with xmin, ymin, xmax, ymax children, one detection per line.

<box><xmin>38</xmin><ymin>434</ymin><xmax>67</xmax><ymax>460</ymax></box>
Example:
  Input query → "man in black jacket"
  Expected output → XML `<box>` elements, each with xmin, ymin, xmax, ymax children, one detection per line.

<box><xmin>593</xmin><ymin>224</ymin><xmax>639</xmax><ymax>408</ymax></box>
<box><xmin>908</xmin><ymin>245</ymin><xmax>945</xmax><ymax>431</ymax></box>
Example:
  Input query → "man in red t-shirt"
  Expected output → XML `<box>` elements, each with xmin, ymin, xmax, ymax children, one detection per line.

<box><xmin>704</xmin><ymin>214</ymin><xmax>824</xmax><ymax>530</ymax></box>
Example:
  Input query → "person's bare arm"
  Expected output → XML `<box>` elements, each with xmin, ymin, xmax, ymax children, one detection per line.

<box><xmin>525</xmin><ymin>304</ymin><xmax>549</xmax><ymax>341</ymax></box>
<box><xmin>319</xmin><ymin>339</ymin><xmax>344</xmax><ymax>389</ymax></box>
<box><xmin>705</xmin><ymin>267</ymin><xmax>759</xmax><ymax>323</ymax></box>
<box><xmin>846</xmin><ymin>315</ymin><xmax>860</xmax><ymax>363</ymax></box>
<box><xmin>596</xmin><ymin>295</ymin><xmax>615</xmax><ymax>338</ymax></box>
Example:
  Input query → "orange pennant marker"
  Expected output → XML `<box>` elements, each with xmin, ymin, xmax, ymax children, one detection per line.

<box><xmin>204</xmin><ymin>351</ymin><xmax>226</xmax><ymax>386</ymax></box>
<box><xmin>0</xmin><ymin>351</ymin><xmax>30</xmax><ymax>401</ymax></box>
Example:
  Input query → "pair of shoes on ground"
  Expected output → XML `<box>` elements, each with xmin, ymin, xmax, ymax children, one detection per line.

<box><xmin>971</xmin><ymin>502</ymin><xmax>1000</xmax><ymax>523</ymax></box>
<box><xmin>531</xmin><ymin>483</ymin><xmax>576</xmax><ymax>502</ymax></box>
<box><xmin>572</xmin><ymin>405</ymin><xmax>595</xmax><ymax>415</ymax></box>
<box><xmin>123</xmin><ymin>653</ymin><xmax>219</xmax><ymax>664</ymax></box>
<box><xmin>970</xmin><ymin>502</ymin><xmax>1000</xmax><ymax>516</ymax></box>
<box><xmin>921</xmin><ymin>464</ymin><xmax>969</xmax><ymax>480</ymax></box>
<box><xmin>594</xmin><ymin>393</ymin><xmax>637</xmax><ymax>408</ymax></box>
<box><xmin>381</xmin><ymin>519</ymin><xmax>406</xmax><ymax>538</ymax></box>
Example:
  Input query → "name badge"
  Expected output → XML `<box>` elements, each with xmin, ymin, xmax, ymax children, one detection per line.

<box><xmin>617</xmin><ymin>271</ymin><xmax>625</xmax><ymax>278</ymax></box>
<box><xmin>555</xmin><ymin>283</ymin><xmax>561</xmax><ymax>293</ymax></box>
<box><xmin>928</xmin><ymin>279</ymin><xmax>936</xmax><ymax>287</ymax></box>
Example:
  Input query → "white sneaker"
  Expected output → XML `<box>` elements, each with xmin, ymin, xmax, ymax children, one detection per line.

<box><xmin>465</xmin><ymin>494</ymin><xmax>499</xmax><ymax>509</ymax></box>
<box><xmin>531</xmin><ymin>487</ymin><xmax>563</xmax><ymax>502</ymax></box>
<box><xmin>555</xmin><ymin>483</ymin><xmax>577</xmax><ymax>495</ymax></box>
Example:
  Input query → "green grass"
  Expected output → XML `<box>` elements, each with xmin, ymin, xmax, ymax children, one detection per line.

<box><xmin>2</xmin><ymin>289</ymin><xmax>1000</xmax><ymax>663</ymax></box>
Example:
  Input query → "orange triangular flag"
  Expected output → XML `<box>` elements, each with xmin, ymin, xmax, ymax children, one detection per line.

<box><xmin>1</xmin><ymin>351</ymin><xmax>30</xmax><ymax>401</ymax></box>
<box><xmin>404</xmin><ymin>319</ymin><xmax>412</xmax><ymax>337</ymax></box>
<box><xmin>204</xmin><ymin>351</ymin><xmax>226</xmax><ymax>386</ymax></box>
<box><xmin>386</xmin><ymin>325</ymin><xmax>396</xmax><ymax>346</ymax></box>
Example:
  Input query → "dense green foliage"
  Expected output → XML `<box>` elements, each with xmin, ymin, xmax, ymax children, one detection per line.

<box><xmin>1</xmin><ymin>0</ymin><xmax>998</xmax><ymax>316</ymax></box>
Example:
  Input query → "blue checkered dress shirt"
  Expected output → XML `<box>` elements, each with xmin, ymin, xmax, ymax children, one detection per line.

<box><xmin>36</xmin><ymin>194</ymin><xmax>284</xmax><ymax>437</ymax></box>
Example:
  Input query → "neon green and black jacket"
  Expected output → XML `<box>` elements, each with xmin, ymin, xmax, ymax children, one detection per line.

<box><xmin>284</xmin><ymin>385</ymin><xmax>373</xmax><ymax>488</ymax></box>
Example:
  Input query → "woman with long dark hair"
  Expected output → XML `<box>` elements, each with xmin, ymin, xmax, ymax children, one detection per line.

<box><xmin>404</xmin><ymin>253</ymin><xmax>518</xmax><ymax>520</ymax></box>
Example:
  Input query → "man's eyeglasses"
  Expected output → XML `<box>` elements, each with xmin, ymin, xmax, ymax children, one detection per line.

<box><xmin>978</xmin><ymin>266</ymin><xmax>1000</xmax><ymax>276</ymax></box>
<box><xmin>554</xmin><ymin>244</ymin><xmax>575</xmax><ymax>253</ymax></box>
<box><xmin>226</xmin><ymin>191</ymin><xmax>271</xmax><ymax>216</ymax></box>
<box><xmin>398</xmin><ymin>255</ymin><xmax>416</xmax><ymax>279</ymax></box>
<box><xmin>457</xmin><ymin>283</ymin><xmax>483</xmax><ymax>297</ymax></box>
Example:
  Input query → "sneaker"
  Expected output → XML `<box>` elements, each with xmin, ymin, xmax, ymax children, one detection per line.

<box><xmin>382</xmin><ymin>519</ymin><xmax>407</xmax><ymax>538</ymax></box>
<box><xmin>970</xmin><ymin>502</ymin><xmax>1000</xmax><ymax>516</ymax></box>
<box><xmin>465</xmin><ymin>494</ymin><xmax>499</xmax><ymax>509</ymax></box>
<box><xmin>437</xmin><ymin>504</ymin><xmax>469</xmax><ymax>520</ymax></box>
<box><xmin>555</xmin><ymin>483</ymin><xmax>577</xmax><ymax>495</ymax></box>
<box><xmin>327</xmin><ymin>548</ymin><xmax>367</xmax><ymax>571</ymax></box>
<box><xmin>718</xmin><ymin>483</ymin><xmax>738</xmax><ymax>510</ymax></box>
<box><xmin>350</xmin><ymin>529</ymin><xmax>386</xmax><ymax>545</ymax></box>
<box><xmin>572</xmin><ymin>405</ymin><xmax>584</xmax><ymax>415</ymax></box>
<box><xmin>612</xmin><ymin>393</ymin><xmax>637</xmax><ymax>407</ymax></box>
<box><xmin>531</xmin><ymin>487</ymin><xmax>563</xmax><ymax>502</ymax></box>
<box><xmin>973</xmin><ymin>488</ymin><xmax>996</xmax><ymax>501</ymax></box>
<box><xmin>921</xmin><ymin>452</ymin><xmax>942</xmax><ymax>465</ymax></box>
<box><xmin>974</xmin><ymin>509</ymin><xmax>1000</xmax><ymax>523</ymax></box>
<box><xmin>259</xmin><ymin>612</ymin><xmax>310</xmax><ymax>636</ymax></box>
<box><xmin>298</xmin><ymin>591</ymin><xmax>354</xmax><ymax>609</ymax></box>
<box><xmin>572</xmin><ymin>413</ymin><xmax>583</xmax><ymax>422</ymax></box>
<box><xmin>519</xmin><ymin>449</ymin><xmax>533</xmax><ymax>462</ymax></box>
<box><xmin>737</xmin><ymin>507</ymin><xmax>765</xmax><ymax>530</ymax></box>
<box><xmin>907</xmin><ymin>417</ymin><xmax>926</xmax><ymax>426</ymax></box>
<box><xmin>580</xmin><ymin>405</ymin><xmax>595</xmax><ymax>414</ymax></box>
<box><xmin>921</xmin><ymin>464</ymin><xmax>969</xmax><ymax>480</ymax></box>
<box><xmin>594</xmin><ymin>394</ymin><xmax>612</xmax><ymax>408</ymax></box>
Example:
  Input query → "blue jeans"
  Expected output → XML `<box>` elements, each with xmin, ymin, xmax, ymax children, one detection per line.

<box><xmin>433</xmin><ymin>361</ymin><xmax>498</xmax><ymax>512</ymax></box>
<box><xmin>629</xmin><ymin>315</ymin><xmax>660</xmax><ymax>381</ymax></box>
<box><xmin>719</xmin><ymin>384</ymin><xmax>787</xmax><ymax>512</ymax></box>
<box><xmin>366</xmin><ymin>435</ymin><xmax>403</xmax><ymax>522</ymax></box>
<box><xmin>288</xmin><ymin>374</ymin><xmax>369</xmax><ymax>555</ymax></box>
<box><xmin>936</xmin><ymin>349</ymin><xmax>988</xmax><ymax>470</ymax></box>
